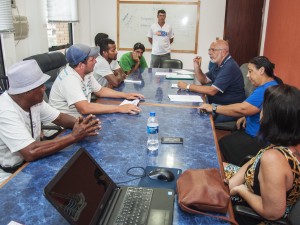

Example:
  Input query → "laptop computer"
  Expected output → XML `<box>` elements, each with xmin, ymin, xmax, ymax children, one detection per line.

<box><xmin>44</xmin><ymin>148</ymin><xmax>175</xmax><ymax>225</ymax></box>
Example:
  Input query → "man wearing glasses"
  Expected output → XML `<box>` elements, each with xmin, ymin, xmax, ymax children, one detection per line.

<box><xmin>178</xmin><ymin>40</ymin><xmax>245</xmax><ymax>123</ymax></box>
<box><xmin>119</xmin><ymin>42</ymin><xmax>148</xmax><ymax>75</ymax></box>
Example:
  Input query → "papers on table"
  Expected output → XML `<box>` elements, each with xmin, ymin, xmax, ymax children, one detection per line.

<box><xmin>124</xmin><ymin>79</ymin><xmax>142</xmax><ymax>84</ymax></box>
<box><xmin>168</xmin><ymin>95</ymin><xmax>203</xmax><ymax>103</ymax></box>
<box><xmin>120</xmin><ymin>99</ymin><xmax>140</xmax><ymax>106</ymax></box>
<box><xmin>155</xmin><ymin>72</ymin><xmax>177</xmax><ymax>76</ymax></box>
<box><xmin>173</xmin><ymin>69</ymin><xmax>195</xmax><ymax>75</ymax></box>
<box><xmin>171</xmin><ymin>83</ymin><xmax>178</xmax><ymax>88</ymax></box>
<box><xmin>155</xmin><ymin>71</ymin><xmax>194</xmax><ymax>80</ymax></box>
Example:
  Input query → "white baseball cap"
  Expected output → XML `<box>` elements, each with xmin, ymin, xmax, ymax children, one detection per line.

<box><xmin>7</xmin><ymin>60</ymin><xmax>50</xmax><ymax>95</ymax></box>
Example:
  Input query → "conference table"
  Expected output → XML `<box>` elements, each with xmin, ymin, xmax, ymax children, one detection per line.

<box><xmin>0</xmin><ymin>68</ymin><xmax>233</xmax><ymax>225</ymax></box>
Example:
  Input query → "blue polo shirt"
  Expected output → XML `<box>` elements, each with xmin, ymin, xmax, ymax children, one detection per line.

<box><xmin>206</xmin><ymin>55</ymin><xmax>246</xmax><ymax>105</ymax></box>
<box><xmin>245</xmin><ymin>80</ymin><xmax>278</xmax><ymax>137</ymax></box>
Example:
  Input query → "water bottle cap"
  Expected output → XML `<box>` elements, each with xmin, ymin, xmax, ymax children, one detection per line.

<box><xmin>150</xmin><ymin>112</ymin><xmax>156</xmax><ymax>116</ymax></box>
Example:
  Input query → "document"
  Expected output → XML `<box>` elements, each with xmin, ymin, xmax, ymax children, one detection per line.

<box><xmin>124</xmin><ymin>79</ymin><xmax>142</xmax><ymax>84</ymax></box>
<box><xmin>120</xmin><ymin>99</ymin><xmax>140</xmax><ymax>106</ymax></box>
<box><xmin>155</xmin><ymin>72</ymin><xmax>177</xmax><ymax>76</ymax></box>
<box><xmin>171</xmin><ymin>83</ymin><xmax>178</xmax><ymax>88</ymax></box>
<box><xmin>173</xmin><ymin>69</ymin><xmax>195</xmax><ymax>75</ymax></box>
<box><xmin>168</xmin><ymin>95</ymin><xmax>203</xmax><ymax>103</ymax></box>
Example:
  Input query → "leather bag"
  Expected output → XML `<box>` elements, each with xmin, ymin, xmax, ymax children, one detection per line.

<box><xmin>177</xmin><ymin>168</ymin><xmax>238</xmax><ymax>224</ymax></box>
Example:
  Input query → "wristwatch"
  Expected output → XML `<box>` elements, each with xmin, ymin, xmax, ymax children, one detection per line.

<box><xmin>212</xmin><ymin>105</ymin><xmax>217</xmax><ymax>113</ymax></box>
<box><xmin>186</xmin><ymin>84</ymin><xmax>190</xmax><ymax>91</ymax></box>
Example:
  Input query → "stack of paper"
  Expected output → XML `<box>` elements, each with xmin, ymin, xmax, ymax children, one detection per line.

<box><xmin>124</xmin><ymin>79</ymin><xmax>142</xmax><ymax>84</ymax></box>
<box><xmin>155</xmin><ymin>72</ymin><xmax>177</xmax><ymax>76</ymax></box>
<box><xmin>168</xmin><ymin>95</ymin><xmax>203</xmax><ymax>103</ymax></box>
<box><xmin>120</xmin><ymin>99</ymin><xmax>140</xmax><ymax>106</ymax></box>
<box><xmin>173</xmin><ymin>69</ymin><xmax>195</xmax><ymax>75</ymax></box>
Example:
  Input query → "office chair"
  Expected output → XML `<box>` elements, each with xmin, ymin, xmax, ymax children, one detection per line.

<box><xmin>234</xmin><ymin>197</ymin><xmax>300</xmax><ymax>225</ymax></box>
<box><xmin>214</xmin><ymin>63</ymin><xmax>254</xmax><ymax>131</ymax></box>
<box><xmin>0</xmin><ymin>75</ymin><xmax>9</xmax><ymax>95</ymax></box>
<box><xmin>161</xmin><ymin>59</ymin><xmax>183</xmax><ymax>69</ymax></box>
<box><xmin>23</xmin><ymin>51</ymin><xmax>67</xmax><ymax>97</ymax></box>
<box><xmin>24</xmin><ymin>52</ymin><xmax>67</xmax><ymax>139</ymax></box>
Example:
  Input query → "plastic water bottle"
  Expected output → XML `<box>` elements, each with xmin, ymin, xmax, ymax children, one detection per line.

<box><xmin>147</xmin><ymin>112</ymin><xmax>159</xmax><ymax>151</ymax></box>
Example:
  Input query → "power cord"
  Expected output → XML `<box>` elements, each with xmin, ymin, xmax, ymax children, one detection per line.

<box><xmin>115</xmin><ymin>166</ymin><xmax>146</xmax><ymax>185</ymax></box>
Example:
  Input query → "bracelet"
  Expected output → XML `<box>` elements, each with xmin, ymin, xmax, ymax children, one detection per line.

<box><xmin>186</xmin><ymin>84</ymin><xmax>190</xmax><ymax>91</ymax></box>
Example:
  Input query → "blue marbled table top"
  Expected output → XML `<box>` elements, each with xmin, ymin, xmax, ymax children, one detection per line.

<box><xmin>0</xmin><ymin>69</ymin><xmax>230</xmax><ymax>225</ymax></box>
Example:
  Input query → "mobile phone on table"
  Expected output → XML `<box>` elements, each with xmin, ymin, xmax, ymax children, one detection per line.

<box><xmin>161</xmin><ymin>137</ymin><xmax>183</xmax><ymax>144</ymax></box>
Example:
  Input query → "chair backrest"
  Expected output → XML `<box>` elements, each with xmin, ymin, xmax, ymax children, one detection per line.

<box><xmin>23</xmin><ymin>51</ymin><xmax>67</xmax><ymax>97</ymax></box>
<box><xmin>161</xmin><ymin>59</ymin><xmax>183</xmax><ymax>69</ymax></box>
<box><xmin>240</xmin><ymin>63</ymin><xmax>255</xmax><ymax>97</ymax></box>
<box><xmin>0</xmin><ymin>76</ymin><xmax>9</xmax><ymax>95</ymax></box>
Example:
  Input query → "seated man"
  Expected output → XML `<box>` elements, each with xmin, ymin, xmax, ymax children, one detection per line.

<box><xmin>178</xmin><ymin>40</ymin><xmax>246</xmax><ymax>122</ymax></box>
<box><xmin>49</xmin><ymin>43</ymin><xmax>144</xmax><ymax>118</ymax></box>
<box><xmin>93</xmin><ymin>38</ymin><xmax>126</xmax><ymax>88</ymax></box>
<box><xmin>119</xmin><ymin>42</ymin><xmax>148</xmax><ymax>75</ymax></box>
<box><xmin>0</xmin><ymin>60</ymin><xmax>101</xmax><ymax>176</ymax></box>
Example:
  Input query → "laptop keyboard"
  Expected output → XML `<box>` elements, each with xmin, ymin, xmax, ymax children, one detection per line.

<box><xmin>114</xmin><ymin>187</ymin><xmax>153</xmax><ymax>225</ymax></box>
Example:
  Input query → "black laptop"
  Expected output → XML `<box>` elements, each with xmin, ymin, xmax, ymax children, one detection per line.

<box><xmin>44</xmin><ymin>148</ymin><xmax>175</xmax><ymax>225</ymax></box>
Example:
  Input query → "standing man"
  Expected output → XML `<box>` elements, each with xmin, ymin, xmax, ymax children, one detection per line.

<box><xmin>0</xmin><ymin>60</ymin><xmax>101</xmax><ymax>175</ymax></box>
<box><xmin>93</xmin><ymin>38</ymin><xmax>126</xmax><ymax>88</ymax></box>
<box><xmin>147</xmin><ymin>9</ymin><xmax>174</xmax><ymax>68</ymax></box>
<box><xmin>119</xmin><ymin>42</ymin><xmax>148</xmax><ymax>75</ymax></box>
<box><xmin>49</xmin><ymin>43</ymin><xmax>144</xmax><ymax>118</ymax></box>
<box><xmin>178</xmin><ymin>40</ymin><xmax>246</xmax><ymax>123</ymax></box>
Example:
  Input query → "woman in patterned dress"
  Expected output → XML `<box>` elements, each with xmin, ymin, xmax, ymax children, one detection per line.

<box><xmin>225</xmin><ymin>84</ymin><xmax>300</xmax><ymax>225</ymax></box>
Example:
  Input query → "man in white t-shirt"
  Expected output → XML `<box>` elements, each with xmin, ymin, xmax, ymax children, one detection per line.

<box><xmin>0</xmin><ymin>60</ymin><xmax>101</xmax><ymax>176</ymax></box>
<box><xmin>93</xmin><ymin>38</ymin><xmax>127</xmax><ymax>88</ymax></box>
<box><xmin>49</xmin><ymin>43</ymin><xmax>144</xmax><ymax>118</ymax></box>
<box><xmin>147</xmin><ymin>9</ymin><xmax>174</xmax><ymax>68</ymax></box>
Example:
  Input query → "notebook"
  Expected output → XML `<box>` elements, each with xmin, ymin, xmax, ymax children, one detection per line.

<box><xmin>44</xmin><ymin>148</ymin><xmax>175</xmax><ymax>225</ymax></box>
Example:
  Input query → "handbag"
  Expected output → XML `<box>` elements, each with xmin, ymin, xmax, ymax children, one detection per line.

<box><xmin>177</xmin><ymin>168</ymin><xmax>238</xmax><ymax>224</ymax></box>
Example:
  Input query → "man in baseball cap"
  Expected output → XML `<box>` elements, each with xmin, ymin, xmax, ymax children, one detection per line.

<box><xmin>0</xmin><ymin>60</ymin><xmax>101</xmax><ymax>177</ymax></box>
<box><xmin>49</xmin><ymin>43</ymin><xmax>144</xmax><ymax>117</ymax></box>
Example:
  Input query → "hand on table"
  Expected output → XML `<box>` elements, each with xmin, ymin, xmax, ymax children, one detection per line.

<box><xmin>72</xmin><ymin>114</ymin><xmax>101</xmax><ymax>139</ymax></box>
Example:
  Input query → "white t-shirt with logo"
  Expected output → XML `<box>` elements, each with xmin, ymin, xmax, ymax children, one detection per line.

<box><xmin>147</xmin><ymin>23</ymin><xmax>174</xmax><ymax>55</ymax></box>
<box><xmin>49</xmin><ymin>65</ymin><xmax>102</xmax><ymax>117</ymax></box>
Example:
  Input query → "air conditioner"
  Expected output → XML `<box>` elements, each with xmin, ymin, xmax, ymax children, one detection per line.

<box><xmin>13</xmin><ymin>15</ymin><xmax>29</xmax><ymax>40</ymax></box>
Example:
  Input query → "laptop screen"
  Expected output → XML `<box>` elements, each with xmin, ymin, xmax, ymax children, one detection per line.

<box><xmin>44</xmin><ymin>149</ymin><xmax>117</xmax><ymax>225</ymax></box>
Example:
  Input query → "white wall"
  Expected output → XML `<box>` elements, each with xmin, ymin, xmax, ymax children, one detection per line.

<box><xmin>75</xmin><ymin>0</ymin><xmax>226</xmax><ymax>70</ymax></box>
<box><xmin>3</xmin><ymin>0</ymin><xmax>226</xmax><ymax>71</ymax></box>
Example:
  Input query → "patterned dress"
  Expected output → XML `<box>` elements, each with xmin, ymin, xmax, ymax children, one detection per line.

<box><xmin>224</xmin><ymin>145</ymin><xmax>300</xmax><ymax>219</ymax></box>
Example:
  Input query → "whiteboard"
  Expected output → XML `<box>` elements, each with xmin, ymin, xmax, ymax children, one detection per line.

<box><xmin>117</xmin><ymin>1</ymin><xmax>200</xmax><ymax>53</ymax></box>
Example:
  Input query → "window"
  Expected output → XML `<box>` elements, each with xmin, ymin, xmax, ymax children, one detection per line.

<box><xmin>47</xmin><ymin>22</ymin><xmax>73</xmax><ymax>51</ymax></box>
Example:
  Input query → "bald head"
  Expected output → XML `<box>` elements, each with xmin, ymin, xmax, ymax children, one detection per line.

<box><xmin>214</xmin><ymin>40</ymin><xmax>229</xmax><ymax>53</ymax></box>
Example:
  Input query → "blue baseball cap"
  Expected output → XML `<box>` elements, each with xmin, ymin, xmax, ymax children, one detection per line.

<box><xmin>66</xmin><ymin>43</ymin><xmax>100</xmax><ymax>66</ymax></box>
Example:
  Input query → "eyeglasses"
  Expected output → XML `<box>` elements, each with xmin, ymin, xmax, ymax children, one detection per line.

<box><xmin>208</xmin><ymin>48</ymin><xmax>223</xmax><ymax>52</ymax></box>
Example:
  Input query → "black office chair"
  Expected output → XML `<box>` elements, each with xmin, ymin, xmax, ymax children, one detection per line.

<box><xmin>161</xmin><ymin>59</ymin><xmax>183</xmax><ymax>69</ymax></box>
<box><xmin>24</xmin><ymin>52</ymin><xmax>67</xmax><ymax>139</ymax></box>
<box><xmin>234</xmin><ymin>197</ymin><xmax>300</xmax><ymax>225</ymax></box>
<box><xmin>0</xmin><ymin>75</ymin><xmax>9</xmax><ymax>95</ymax></box>
<box><xmin>214</xmin><ymin>63</ymin><xmax>255</xmax><ymax>131</ymax></box>
<box><xmin>23</xmin><ymin>51</ymin><xmax>67</xmax><ymax>97</ymax></box>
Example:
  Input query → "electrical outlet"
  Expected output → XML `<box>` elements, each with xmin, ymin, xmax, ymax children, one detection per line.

<box><xmin>11</xmin><ymin>0</ymin><xmax>16</xmax><ymax>8</ymax></box>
